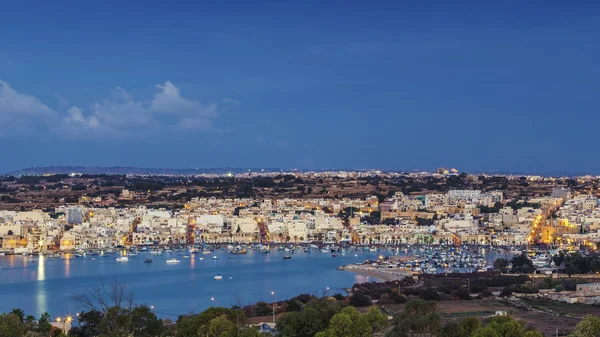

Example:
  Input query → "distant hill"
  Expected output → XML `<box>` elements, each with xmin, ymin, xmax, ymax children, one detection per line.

<box><xmin>5</xmin><ymin>166</ymin><xmax>592</xmax><ymax>177</ymax></box>
<box><xmin>6</xmin><ymin>166</ymin><xmax>297</xmax><ymax>176</ymax></box>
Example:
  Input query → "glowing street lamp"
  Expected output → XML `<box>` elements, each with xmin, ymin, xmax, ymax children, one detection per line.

<box><xmin>271</xmin><ymin>291</ymin><xmax>278</xmax><ymax>324</ymax></box>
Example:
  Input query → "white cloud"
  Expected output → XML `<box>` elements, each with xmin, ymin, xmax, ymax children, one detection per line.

<box><xmin>0</xmin><ymin>80</ymin><xmax>56</xmax><ymax>126</ymax></box>
<box><xmin>62</xmin><ymin>81</ymin><xmax>224</xmax><ymax>138</ymax></box>
<box><xmin>63</xmin><ymin>107</ymin><xmax>100</xmax><ymax>129</ymax></box>
<box><xmin>151</xmin><ymin>81</ymin><xmax>218</xmax><ymax>117</ymax></box>
<box><xmin>0</xmin><ymin>79</ymin><xmax>229</xmax><ymax>139</ymax></box>
<box><xmin>55</xmin><ymin>93</ymin><xmax>70</xmax><ymax>108</ymax></box>
<box><xmin>111</xmin><ymin>87</ymin><xmax>133</xmax><ymax>101</ymax></box>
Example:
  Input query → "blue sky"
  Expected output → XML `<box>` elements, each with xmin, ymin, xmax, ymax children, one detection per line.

<box><xmin>1</xmin><ymin>1</ymin><xmax>599</xmax><ymax>173</ymax></box>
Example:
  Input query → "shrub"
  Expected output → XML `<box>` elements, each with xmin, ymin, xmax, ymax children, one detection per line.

<box><xmin>421</xmin><ymin>288</ymin><xmax>441</xmax><ymax>301</ymax></box>
<box><xmin>349</xmin><ymin>293</ymin><xmax>373</xmax><ymax>307</ymax></box>
<box><xmin>332</xmin><ymin>293</ymin><xmax>346</xmax><ymax>301</ymax></box>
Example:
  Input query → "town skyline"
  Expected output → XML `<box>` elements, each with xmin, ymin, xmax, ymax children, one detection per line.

<box><xmin>4</xmin><ymin>165</ymin><xmax>600</xmax><ymax>178</ymax></box>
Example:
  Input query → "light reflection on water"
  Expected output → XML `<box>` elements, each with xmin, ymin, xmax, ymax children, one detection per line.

<box><xmin>36</xmin><ymin>255</ymin><xmax>47</xmax><ymax>314</ymax></box>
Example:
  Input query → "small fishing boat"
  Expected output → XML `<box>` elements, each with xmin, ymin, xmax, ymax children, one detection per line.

<box><xmin>283</xmin><ymin>255</ymin><xmax>292</xmax><ymax>260</ymax></box>
<box><xmin>166</xmin><ymin>259</ymin><xmax>180</xmax><ymax>264</ymax></box>
<box><xmin>214</xmin><ymin>274</ymin><xmax>223</xmax><ymax>280</ymax></box>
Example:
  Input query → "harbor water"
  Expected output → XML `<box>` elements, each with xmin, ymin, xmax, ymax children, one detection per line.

<box><xmin>0</xmin><ymin>246</ymin><xmax>511</xmax><ymax>318</ymax></box>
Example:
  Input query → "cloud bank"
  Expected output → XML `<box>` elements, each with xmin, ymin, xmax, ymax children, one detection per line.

<box><xmin>0</xmin><ymin>79</ymin><xmax>229</xmax><ymax>139</ymax></box>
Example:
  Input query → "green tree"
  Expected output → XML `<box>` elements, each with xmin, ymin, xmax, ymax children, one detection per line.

<box><xmin>130</xmin><ymin>306</ymin><xmax>164</xmax><ymax>337</ymax></box>
<box><xmin>443</xmin><ymin>322</ymin><xmax>461</xmax><ymax>337</ymax></box>
<box><xmin>388</xmin><ymin>299</ymin><xmax>441</xmax><ymax>337</ymax></box>
<box><xmin>10</xmin><ymin>309</ymin><xmax>25</xmax><ymax>322</ymax></box>
<box><xmin>524</xmin><ymin>331</ymin><xmax>543</xmax><ymax>337</ymax></box>
<box><xmin>472</xmin><ymin>326</ymin><xmax>501</xmax><ymax>337</ymax></box>
<box><xmin>569</xmin><ymin>315</ymin><xmax>600</xmax><ymax>337</ymax></box>
<box><xmin>276</xmin><ymin>299</ymin><xmax>343</xmax><ymax>337</ymax></box>
<box><xmin>0</xmin><ymin>313</ymin><xmax>26</xmax><ymax>337</ymax></box>
<box><xmin>488</xmin><ymin>319</ymin><xmax>523</xmax><ymax>337</ymax></box>
<box><xmin>459</xmin><ymin>317</ymin><xmax>481</xmax><ymax>337</ymax></box>
<box><xmin>364</xmin><ymin>307</ymin><xmax>389</xmax><ymax>333</ymax></box>
<box><xmin>253</xmin><ymin>302</ymin><xmax>272</xmax><ymax>317</ymax></box>
<box><xmin>510</xmin><ymin>253</ymin><xmax>535</xmax><ymax>274</ymax></box>
<box><xmin>493</xmin><ymin>258</ymin><xmax>509</xmax><ymax>273</ymax></box>
<box><xmin>177</xmin><ymin>307</ymin><xmax>244</xmax><ymax>337</ymax></box>
<box><xmin>38</xmin><ymin>312</ymin><xmax>52</xmax><ymax>336</ymax></box>
<box><xmin>206</xmin><ymin>315</ymin><xmax>236</xmax><ymax>337</ymax></box>
<box><xmin>316</xmin><ymin>307</ymin><xmax>372</xmax><ymax>337</ymax></box>
<box><xmin>348</xmin><ymin>293</ymin><xmax>372</xmax><ymax>307</ymax></box>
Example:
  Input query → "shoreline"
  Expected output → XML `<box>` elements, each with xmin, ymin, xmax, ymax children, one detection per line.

<box><xmin>341</xmin><ymin>265</ymin><xmax>412</xmax><ymax>282</ymax></box>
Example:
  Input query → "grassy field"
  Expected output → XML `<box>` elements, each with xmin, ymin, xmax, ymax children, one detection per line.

<box><xmin>383</xmin><ymin>299</ymin><xmax>600</xmax><ymax>337</ymax></box>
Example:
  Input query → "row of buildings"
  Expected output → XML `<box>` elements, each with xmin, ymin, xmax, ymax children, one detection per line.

<box><xmin>1</xmin><ymin>188</ymin><xmax>599</xmax><ymax>252</ymax></box>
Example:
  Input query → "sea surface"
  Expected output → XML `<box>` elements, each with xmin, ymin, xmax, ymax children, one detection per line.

<box><xmin>0</xmin><ymin>246</ymin><xmax>510</xmax><ymax>319</ymax></box>
<box><xmin>0</xmin><ymin>248</ymin><xmax>379</xmax><ymax>318</ymax></box>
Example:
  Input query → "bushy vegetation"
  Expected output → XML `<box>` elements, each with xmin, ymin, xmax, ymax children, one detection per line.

<box><xmin>388</xmin><ymin>299</ymin><xmax>544</xmax><ymax>337</ymax></box>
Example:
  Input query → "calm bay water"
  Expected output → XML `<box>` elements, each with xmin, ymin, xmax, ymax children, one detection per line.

<box><xmin>0</xmin><ymin>246</ymin><xmax>510</xmax><ymax>318</ymax></box>
<box><xmin>0</xmin><ymin>249</ymin><xmax>380</xmax><ymax>318</ymax></box>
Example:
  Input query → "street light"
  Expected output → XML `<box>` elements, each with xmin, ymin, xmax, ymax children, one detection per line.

<box><xmin>271</xmin><ymin>291</ymin><xmax>277</xmax><ymax>324</ymax></box>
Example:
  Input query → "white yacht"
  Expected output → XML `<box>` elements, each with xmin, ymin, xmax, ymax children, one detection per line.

<box><xmin>214</xmin><ymin>274</ymin><xmax>223</xmax><ymax>280</ymax></box>
<box><xmin>166</xmin><ymin>259</ymin><xmax>180</xmax><ymax>263</ymax></box>
<box><xmin>116</xmin><ymin>256</ymin><xmax>129</xmax><ymax>262</ymax></box>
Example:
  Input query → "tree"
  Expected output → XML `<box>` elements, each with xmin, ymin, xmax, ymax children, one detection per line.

<box><xmin>443</xmin><ymin>322</ymin><xmax>461</xmax><ymax>337</ymax></box>
<box><xmin>364</xmin><ymin>307</ymin><xmax>389</xmax><ymax>333</ymax></box>
<box><xmin>10</xmin><ymin>309</ymin><xmax>25</xmax><ymax>323</ymax></box>
<box><xmin>71</xmin><ymin>280</ymin><xmax>164</xmax><ymax>337</ymax></box>
<box><xmin>68</xmin><ymin>310</ymin><xmax>103</xmax><ymax>337</ymax></box>
<box><xmin>178</xmin><ymin>307</ymin><xmax>244</xmax><ymax>337</ymax></box>
<box><xmin>569</xmin><ymin>315</ymin><xmax>600</xmax><ymax>337</ymax></box>
<box><xmin>388</xmin><ymin>299</ymin><xmax>441</xmax><ymax>337</ymax></box>
<box><xmin>348</xmin><ymin>293</ymin><xmax>372</xmax><ymax>307</ymax></box>
<box><xmin>130</xmin><ymin>306</ymin><xmax>163</xmax><ymax>337</ymax></box>
<box><xmin>510</xmin><ymin>253</ymin><xmax>535</xmax><ymax>274</ymax></box>
<box><xmin>315</xmin><ymin>307</ymin><xmax>383</xmax><ymax>337</ymax></box>
<box><xmin>494</xmin><ymin>258</ymin><xmax>509</xmax><ymax>273</ymax></box>
<box><xmin>0</xmin><ymin>313</ymin><xmax>26</xmax><ymax>337</ymax></box>
<box><xmin>327</xmin><ymin>308</ymin><xmax>370</xmax><ymax>337</ymax></box>
<box><xmin>253</xmin><ymin>302</ymin><xmax>272</xmax><ymax>317</ymax></box>
<box><xmin>276</xmin><ymin>299</ymin><xmax>343</xmax><ymax>337</ymax></box>
<box><xmin>524</xmin><ymin>331</ymin><xmax>543</xmax><ymax>337</ymax></box>
<box><xmin>459</xmin><ymin>317</ymin><xmax>481</xmax><ymax>337</ymax></box>
<box><xmin>37</xmin><ymin>313</ymin><xmax>52</xmax><ymax>336</ymax></box>
<box><xmin>472</xmin><ymin>326</ymin><xmax>501</xmax><ymax>337</ymax></box>
<box><xmin>206</xmin><ymin>315</ymin><xmax>236</xmax><ymax>337</ymax></box>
